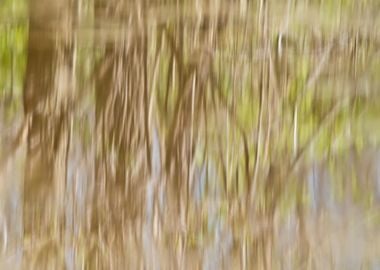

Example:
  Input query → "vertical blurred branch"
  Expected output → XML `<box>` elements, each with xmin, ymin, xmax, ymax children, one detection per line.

<box><xmin>23</xmin><ymin>0</ymin><xmax>75</xmax><ymax>266</ymax></box>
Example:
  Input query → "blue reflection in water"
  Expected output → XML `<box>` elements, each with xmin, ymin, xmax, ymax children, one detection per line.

<box><xmin>194</xmin><ymin>163</ymin><xmax>207</xmax><ymax>206</ymax></box>
<box><xmin>307</xmin><ymin>163</ymin><xmax>340</xmax><ymax>216</ymax></box>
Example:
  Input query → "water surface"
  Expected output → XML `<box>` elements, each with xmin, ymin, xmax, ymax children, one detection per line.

<box><xmin>1</xmin><ymin>0</ymin><xmax>380</xmax><ymax>269</ymax></box>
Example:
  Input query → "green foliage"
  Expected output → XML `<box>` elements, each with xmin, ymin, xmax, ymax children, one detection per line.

<box><xmin>0</xmin><ymin>24</ymin><xmax>27</xmax><ymax>91</ymax></box>
<box><xmin>0</xmin><ymin>0</ymin><xmax>27</xmax><ymax>23</ymax></box>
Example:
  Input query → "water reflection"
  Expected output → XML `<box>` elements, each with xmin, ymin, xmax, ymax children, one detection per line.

<box><xmin>1</xmin><ymin>0</ymin><xmax>380</xmax><ymax>269</ymax></box>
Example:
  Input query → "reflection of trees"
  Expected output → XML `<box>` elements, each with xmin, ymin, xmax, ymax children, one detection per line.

<box><xmin>88</xmin><ymin>2</ymin><xmax>379</xmax><ymax>268</ymax></box>
<box><xmin>13</xmin><ymin>0</ymin><xmax>380</xmax><ymax>268</ymax></box>
<box><xmin>89</xmin><ymin>2</ymin><xmax>228</xmax><ymax>267</ymax></box>
<box><xmin>90</xmin><ymin>1</ymin><xmax>152</xmax><ymax>268</ymax></box>
<box><xmin>22</xmin><ymin>0</ymin><xmax>74</xmax><ymax>267</ymax></box>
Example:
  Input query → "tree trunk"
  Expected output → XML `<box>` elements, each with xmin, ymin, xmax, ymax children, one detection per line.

<box><xmin>23</xmin><ymin>0</ymin><xmax>75</xmax><ymax>267</ymax></box>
